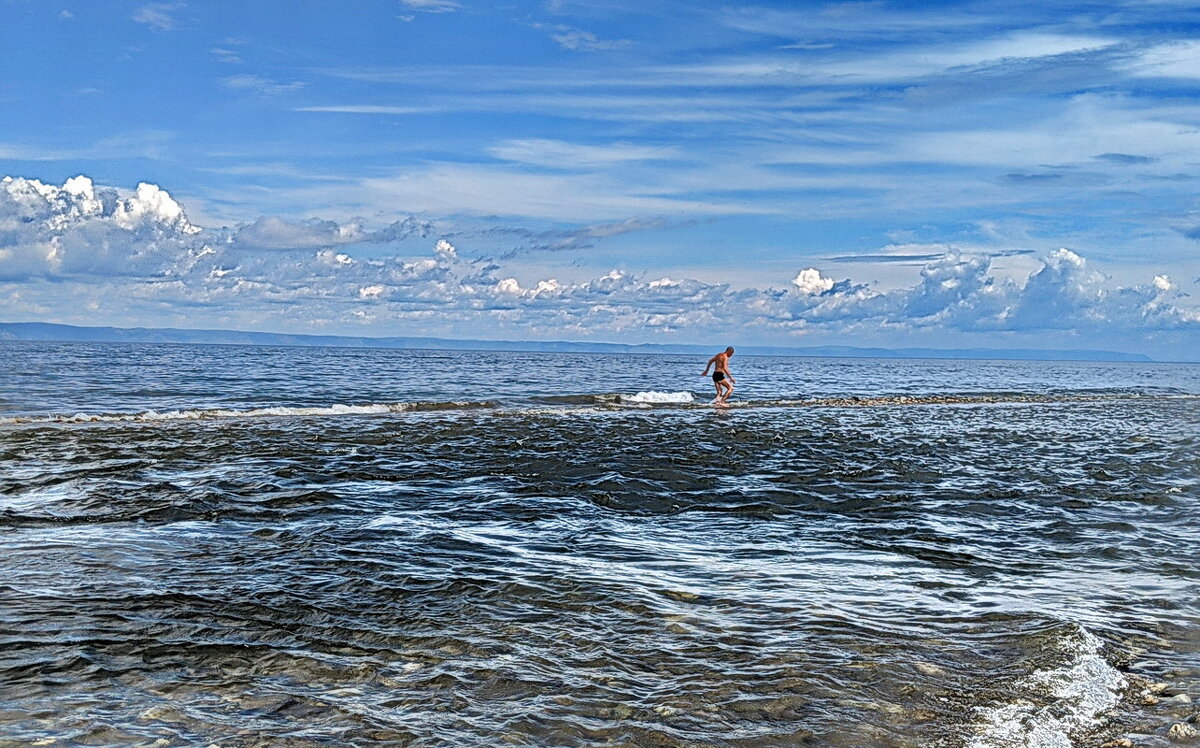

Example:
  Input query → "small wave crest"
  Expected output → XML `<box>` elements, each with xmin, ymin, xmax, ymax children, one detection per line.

<box><xmin>965</xmin><ymin>625</ymin><xmax>1126</xmax><ymax>748</ymax></box>
<box><xmin>533</xmin><ymin>391</ymin><xmax>696</xmax><ymax>406</ymax></box>
<box><xmin>2</xmin><ymin>390</ymin><xmax>1183</xmax><ymax>427</ymax></box>
<box><xmin>0</xmin><ymin>399</ymin><xmax>496</xmax><ymax>425</ymax></box>
<box><xmin>620</xmin><ymin>391</ymin><xmax>696</xmax><ymax>404</ymax></box>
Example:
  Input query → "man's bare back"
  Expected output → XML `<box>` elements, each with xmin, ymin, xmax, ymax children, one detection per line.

<box><xmin>701</xmin><ymin>347</ymin><xmax>736</xmax><ymax>405</ymax></box>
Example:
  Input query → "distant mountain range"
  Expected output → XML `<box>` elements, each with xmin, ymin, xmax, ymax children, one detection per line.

<box><xmin>0</xmin><ymin>321</ymin><xmax>1155</xmax><ymax>362</ymax></box>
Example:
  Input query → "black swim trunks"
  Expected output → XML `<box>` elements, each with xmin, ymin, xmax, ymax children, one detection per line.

<box><xmin>712</xmin><ymin>371</ymin><xmax>726</xmax><ymax>382</ymax></box>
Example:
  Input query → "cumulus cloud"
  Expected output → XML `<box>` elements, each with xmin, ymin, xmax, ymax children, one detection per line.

<box><xmin>904</xmin><ymin>252</ymin><xmax>994</xmax><ymax>319</ymax></box>
<box><xmin>2</xmin><ymin>174</ymin><xmax>1198</xmax><ymax>345</ymax></box>
<box><xmin>791</xmin><ymin>268</ymin><xmax>835</xmax><ymax>295</ymax></box>
<box><xmin>0</xmin><ymin>175</ymin><xmax>427</xmax><ymax>282</ymax></box>
<box><xmin>0</xmin><ymin>175</ymin><xmax>201</xmax><ymax>280</ymax></box>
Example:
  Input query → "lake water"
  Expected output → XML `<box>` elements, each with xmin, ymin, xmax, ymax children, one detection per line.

<box><xmin>1</xmin><ymin>342</ymin><xmax>1198</xmax><ymax>747</ymax></box>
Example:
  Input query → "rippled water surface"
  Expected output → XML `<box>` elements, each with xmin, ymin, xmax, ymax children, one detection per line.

<box><xmin>1</xmin><ymin>342</ymin><xmax>1198</xmax><ymax>747</ymax></box>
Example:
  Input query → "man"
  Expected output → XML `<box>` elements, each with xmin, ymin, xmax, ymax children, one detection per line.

<box><xmin>701</xmin><ymin>346</ymin><xmax>736</xmax><ymax>404</ymax></box>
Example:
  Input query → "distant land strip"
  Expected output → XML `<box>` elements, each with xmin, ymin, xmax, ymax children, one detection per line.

<box><xmin>0</xmin><ymin>321</ymin><xmax>1156</xmax><ymax>362</ymax></box>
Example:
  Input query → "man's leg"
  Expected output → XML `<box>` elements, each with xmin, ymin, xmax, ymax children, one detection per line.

<box><xmin>719</xmin><ymin>380</ymin><xmax>734</xmax><ymax>401</ymax></box>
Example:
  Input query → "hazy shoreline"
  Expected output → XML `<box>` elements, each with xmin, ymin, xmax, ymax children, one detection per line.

<box><xmin>0</xmin><ymin>321</ymin><xmax>1158</xmax><ymax>362</ymax></box>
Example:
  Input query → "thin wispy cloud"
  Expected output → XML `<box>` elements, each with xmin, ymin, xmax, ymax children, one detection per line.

<box><xmin>295</xmin><ymin>104</ymin><xmax>439</xmax><ymax>114</ymax></box>
<box><xmin>354</xmin><ymin>163</ymin><xmax>761</xmax><ymax>221</ymax></box>
<box><xmin>488</xmin><ymin>139</ymin><xmax>680</xmax><ymax>168</ymax></box>
<box><xmin>0</xmin><ymin>143</ymin><xmax>72</xmax><ymax>161</ymax></box>
<box><xmin>1123</xmin><ymin>39</ymin><xmax>1200</xmax><ymax>78</ymax></box>
<box><xmin>221</xmin><ymin>74</ymin><xmax>305</xmax><ymax>96</ymax></box>
<box><xmin>716</xmin><ymin>3</ymin><xmax>1005</xmax><ymax>40</ymax></box>
<box><xmin>398</xmin><ymin>0</ymin><xmax>459</xmax><ymax>13</ymax></box>
<box><xmin>0</xmin><ymin>131</ymin><xmax>176</xmax><ymax>162</ymax></box>
<box><xmin>211</xmin><ymin>47</ymin><xmax>242</xmax><ymax>64</ymax></box>
<box><xmin>196</xmin><ymin>163</ymin><xmax>355</xmax><ymax>181</ymax></box>
<box><xmin>655</xmin><ymin>32</ymin><xmax>1119</xmax><ymax>86</ymax></box>
<box><xmin>132</xmin><ymin>2</ymin><xmax>184</xmax><ymax>31</ymax></box>
<box><xmin>548</xmin><ymin>26</ymin><xmax>631</xmax><ymax>52</ymax></box>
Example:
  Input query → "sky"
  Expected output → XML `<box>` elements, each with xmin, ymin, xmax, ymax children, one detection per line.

<box><xmin>1</xmin><ymin>0</ymin><xmax>1199</xmax><ymax>358</ymax></box>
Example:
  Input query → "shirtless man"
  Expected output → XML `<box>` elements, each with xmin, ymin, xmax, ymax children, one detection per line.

<box><xmin>702</xmin><ymin>347</ymin><xmax>736</xmax><ymax>404</ymax></box>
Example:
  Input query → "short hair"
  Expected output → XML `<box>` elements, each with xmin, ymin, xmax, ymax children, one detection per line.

<box><xmin>726</xmin><ymin>346</ymin><xmax>735</xmax><ymax>353</ymax></box>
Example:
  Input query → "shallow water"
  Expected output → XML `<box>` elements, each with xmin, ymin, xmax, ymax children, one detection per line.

<box><xmin>1</xmin><ymin>343</ymin><xmax>1198</xmax><ymax>747</ymax></box>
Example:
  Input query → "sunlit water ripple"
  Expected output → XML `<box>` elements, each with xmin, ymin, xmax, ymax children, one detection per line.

<box><xmin>1</xmin><ymin>342</ymin><xmax>1197</xmax><ymax>747</ymax></box>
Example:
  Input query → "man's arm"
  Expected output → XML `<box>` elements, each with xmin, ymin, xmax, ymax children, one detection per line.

<box><xmin>702</xmin><ymin>355</ymin><xmax>717</xmax><ymax>375</ymax></box>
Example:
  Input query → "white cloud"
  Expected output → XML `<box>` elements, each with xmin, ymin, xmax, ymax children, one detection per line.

<box><xmin>359</xmin><ymin>284</ymin><xmax>385</xmax><ymax>298</ymax></box>
<box><xmin>265</xmin><ymin>89</ymin><xmax>1200</xmax><ymax>231</ymax></box>
<box><xmin>496</xmin><ymin>277</ymin><xmax>522</xmax><ymax>295</ymax></box>
<box><xmin>549</xmin><ymin>26</ymin><xmax>631</xmax><ymax>52</ymax></box>
<box><xmin>398</xmin><ymin>0</ymin><xmax>459</xmax><ymax>13</ymax></box>
<box><xmin>717</xmin><ymin>5</ymin><xmax>1004</xmax><ymax>40</ymax></box>
<box><xmin>0</xmin><ymin>175</ymin><xmax>201</xmax><ymax>280</ymax></box>
<box><xmin>211</xmin><ymin>47</ymin><xmax>242</xmax><ymax>64</ymax></box>
<box><xmin>904</xmin><ymin>253</ymin><xmax>994</xmax><ymax>319</ymax></box>
<box><xmin>489</xmin><ymin>139</ymin><xmax>678</xmax><ymax>168</ymax></box>
<box><xmin>233</xmin><ymin>217</ymin><xmax>364</xmax><ymax>249</ymax></box>
<box><xmin>0</xmin><ymin>175</ymin><xmax>433</xmax><ymax>282</ymax></box>
<box><xmin>656</xmin><ymin>32</ymin><xmax>1117</xmax><ymax>86</ymax></box>
<box><xmin>0</xmin><ymin>131</ymin><xmax>177</xmax><ymax>164</ymax></box>
<box><xmin>295</xmin><ymin>105</ymin><xmax>438</xmax><ymax>115</ymax></box>
<box><xmin>2</xmin><ymin>174</ymin><xmax>1197</xmax><ymax>347</ymax></box>
<box><xmin>1124</xmin><ymin>40</ymin><xmax>1200</xmax><ymax>79</ymax></box>
<box><xmin>229</xmin><ymin>215</ymin><xmax>430</xmax><ymax>249</ymax></box>
<box><xmin>221</xmin><ymin>75</ymin><xmax>305</xmax><ymax>96</ymax></box>
<box><xmin>791</xmin><ymin>268</ymin><xmax>835</xmax><ymax>295</ymax></box>
<box><xmin>901</xmin><ymin>93</ymin><xmax>1200</xmax><ymax>168</ymax></box>
<box><xmin>132</xmin><ymin>3</ymin><xmax>183</xmax><ymax>31</ymax></box>
<box><xmin>114</xmin><ymin>182</ymin><xmax>200</xmax><ymax>234</ymax></box>
<box><xmin>355</xmin><ymin>163</ymin><xmax>762</xmax><ymax>221</ymax></box>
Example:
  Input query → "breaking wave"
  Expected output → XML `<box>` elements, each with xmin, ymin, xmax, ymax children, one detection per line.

<box><xmin>621</xmin><ymin>390</ymin><xmax>696</xmax><ymax>404</ymax></box>
<box><xmin>964</xmin><ymin>625</ymin><xmax>1126</xmax><ymax>748</ymax></box>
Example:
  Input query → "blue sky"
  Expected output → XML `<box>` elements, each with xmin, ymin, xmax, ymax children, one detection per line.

<box><xmin>1</xmin><ymin>0</ymin><xmax>1199</xmax><ymax>357</ymax></box>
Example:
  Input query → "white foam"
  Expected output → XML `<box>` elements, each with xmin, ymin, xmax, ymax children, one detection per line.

<box><xmin>966</xmin><ymin>626</ymin><xmax>1126</xmax><ymax>748</ymax></box>
<box><xmin>0</xmin><ymin>401</ymin><xmax>490</xmax><ymax>425</ymax></box>
<box><xmin>621</xmin><ymin>391</ymin><xmax>695</xmax><ymax>404</ymax></box>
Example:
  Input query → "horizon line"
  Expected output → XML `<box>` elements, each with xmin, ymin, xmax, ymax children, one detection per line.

<box><xmin>0</xmin><ymin>320</ymin><xmax>1178</xmax><ymax>364</ymax></box>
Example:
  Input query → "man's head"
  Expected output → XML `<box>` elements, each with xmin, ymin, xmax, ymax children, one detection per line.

<box><xmin>726</xmin><ymin>346</ymin><xmax>735</xmax><ymax>355</ymax></box>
